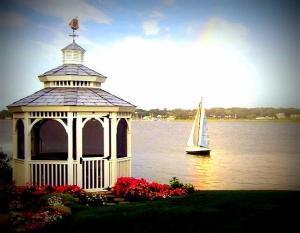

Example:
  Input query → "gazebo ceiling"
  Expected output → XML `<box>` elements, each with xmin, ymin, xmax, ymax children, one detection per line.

<box><xmin>8</xmin><ymin>87</ymin><xmax>135</xmax><ymax>107</ymax></box>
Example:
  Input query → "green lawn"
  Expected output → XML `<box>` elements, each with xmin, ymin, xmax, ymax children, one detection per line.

<box><xmin>42</xmin><ymin>190</ymin><xmax>300</xmax><ymax>233</ymax></box>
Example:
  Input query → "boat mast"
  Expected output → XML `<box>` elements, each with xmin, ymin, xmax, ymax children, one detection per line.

<box><xmin>197</xmin><ymin>97</ymin><xmax>204</xmax><ymax>146</ymax></box>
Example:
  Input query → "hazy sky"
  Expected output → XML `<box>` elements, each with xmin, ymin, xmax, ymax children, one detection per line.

<box><xmin>0</xmin><ymin>0</ymin><xmax>299</xmax><ymax>109</ymax></box>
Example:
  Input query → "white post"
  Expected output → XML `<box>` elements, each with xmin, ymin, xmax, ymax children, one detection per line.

<box><xmin>76</xmin><ymin>115</ymin><xmax>83</xmax><ymax>187</ymax></box>
<box><xmin>127</xmin><ymin>118</ymin><xmax>132</xmax><ymax>177</ymax></box>
<box><xmin>103</xmin><ymin>117</ymin><xmax>110</xmax><ymax>188</ymax></box>
<box><xmin>110</xmin><ymin>113</ymin><xmax>118</xmax><ymax>185</ymax></box>
<box><xmin>67</xmin><ymin>112</ymin><xmax>73</xmax><ymax>185</ymax></box>
<box><xmin>12</xmin><ymin>118</ymin><xmax>18</xmax><ymax>182</ymax></box>
<box><xmin>12</xmin><ymin>118</ymin><xmax>17</xmax><ymax>159</ymax></box>
<box><xmin>104</xmin><ymin>118</ymin><xmax>110</xmax><ymax>158</ymax></box>
<box><xmin>24</xmin><ymin>113</ymin><xmax>31</xmax><ymax>184</ymax></box>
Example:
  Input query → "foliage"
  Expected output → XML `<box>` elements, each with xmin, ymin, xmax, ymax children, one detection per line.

<box><xmin>76</xmin><ymin>192</ymin><xmax>106</xmax><ymax>207</ymax></box>
<box><xmin>169</xmin><ymin>177</ymin><xmax>195</xmax><ymax>194</ymax></box>
<box><xmin>113</xmin><ymin>177</ymin><xmax>187</xmax><ymax>201</ymax></box>
<box><xmin>4</xmin><ymin>184</ymin><xmax>106</xmax><ymax>232</ymax></box>
<box><xmin>169</xmin><ymin>177</ymin><xmax>184</xmax><ymax>189</ymax></box>
<box><xmin>0</xmin><ymin>184</ymin><xmax>17</xmax><ymax>213</ymax></box>
<box><xmin>41</xmin><ymin>193</ymin><xmax>79</xmax><ymax>208</ymax></box>
<box><xmin>0</xmin><ymin>151</ymin><xmax>12</xmax><ymax>184</ymax></box>
<box><xmin>0</xmin><ymin>109</ymin><xmax>12</xmax><ymax>119</ymax></box>
<box><xmin>10</xmin><ymin>208</ymin><xmax>64</xmax><ymax>232</ymax></box>
<box><xmin>183</xmin><ymin>183</ymin><xmax>195</xmax><ymax>194</ymax></box>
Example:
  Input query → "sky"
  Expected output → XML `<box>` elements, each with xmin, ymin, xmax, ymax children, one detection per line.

<box><xmin>0</xmin><ymin>0</ymin><xmax>299</xmax><ymax>110</ymax></box>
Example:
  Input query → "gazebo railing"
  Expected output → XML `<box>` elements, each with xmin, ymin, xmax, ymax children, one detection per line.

<box><xmin>24</xmin><ymin>157</ymin><xmax>131</xmax><ymax>191</ymax></box>
<box><xmin>82</xmin><ymin>157</ymin><xmax>108</xmax><ymax>191</ymax></box>
<box><xmin>29</xmin><ymin>160</ymin><xmax>68</xmax><ymax>186</ymax></box>
<box><xmin>117</xmin><ymin>157</ymin><xmax>131</xmax><ymax>178</ymax></box>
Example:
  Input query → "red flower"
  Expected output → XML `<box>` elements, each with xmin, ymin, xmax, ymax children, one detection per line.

<box><xmin>113</xmin><ymin>177</ymin><xmax>187</xmax><ymax>201</ymax></box>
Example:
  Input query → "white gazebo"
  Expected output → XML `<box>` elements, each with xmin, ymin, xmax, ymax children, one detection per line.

<box><xmin>7</xmin><ymin>25</ymin><xmax>136</xmax><ymax>191</ymax></box>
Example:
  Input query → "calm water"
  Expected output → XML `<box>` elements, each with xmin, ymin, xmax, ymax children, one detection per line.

<box><xmin>132</xmin><ymin>120</ymin><xmax>300</xmax><ymax>190</ymax></box>
<box><xmin>1</xmin><ymin>119</ymin><xmax>300</xmax><ymax>190</ymax></box>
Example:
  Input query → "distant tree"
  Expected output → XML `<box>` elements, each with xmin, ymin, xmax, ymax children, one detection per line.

<box><xmin>0</xmin><ymin>109</ymin><xmax>12</xmax><ymax>119</ymax></box>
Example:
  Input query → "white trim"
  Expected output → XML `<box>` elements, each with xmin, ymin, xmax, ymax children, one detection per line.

<box><xmin>29</xmin><ymin>118</ymin><xmax>68</xmax><ymax>134</ymax></box>
<box><xmin>82</xmin><ymin>117</ymin><xmax>104</xmax><ymax>128</ymax></box>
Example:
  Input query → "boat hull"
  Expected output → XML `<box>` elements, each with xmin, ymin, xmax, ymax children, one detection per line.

<box><xmin>186</xmin><ymin>146</ymin><xmax>210</xmax><ymax>155</ymax></box>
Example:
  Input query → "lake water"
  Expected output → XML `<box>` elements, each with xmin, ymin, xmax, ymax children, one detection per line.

<box><xmin>1</xmin><ymin>119</ymin><xmax>300</xmax><ymax>190</ymax></box>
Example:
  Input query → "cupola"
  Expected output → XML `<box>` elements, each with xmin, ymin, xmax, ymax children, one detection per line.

<box><xmin>62</xmin><ymin>41</ymin><xmax>86</xmax><ymax>64</ymax></box>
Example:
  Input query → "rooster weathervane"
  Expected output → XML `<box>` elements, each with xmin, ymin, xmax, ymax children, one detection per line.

<box><xmin>69</xmin><ymin>17</ymin><xmax>79</xmax><ymax>42</ymax></box>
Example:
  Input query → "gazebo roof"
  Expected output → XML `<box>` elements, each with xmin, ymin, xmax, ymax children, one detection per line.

<box><xmin>8</xmin><ymin>88</ymin><xmax>135</xmax><ymax>107</ymax></box>
<box><xmin>39</xmin><ymin>64</ymin><xmax>105</xmax><ymax>77</ymax></box>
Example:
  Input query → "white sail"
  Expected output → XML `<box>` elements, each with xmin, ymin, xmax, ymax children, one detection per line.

<box><xmin>187</xmin><ymin>107</ymin><xmax>200</xmax><ymax>147</ymax></box>
<box><xmin>187</xmin><ymin>100</ymin><xmax>209</xmax><ymax>148</ymax></box>
<box><xmin>199</xmin><ymin>112</ymin><xmax>209</xmax><ymax>147</ymax></box>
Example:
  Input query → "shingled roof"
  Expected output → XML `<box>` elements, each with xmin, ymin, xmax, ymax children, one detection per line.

<box><xmin>8</xmin><ymin>88</ymin><xmax>134</xmax><ymax>107</ymax></box>
<box><xmin>61</xmin><ymin>42</ymin><xmax>86</xmax><ymax>52</ymax></box>
<box><xmin>39</xmin><ymin>64</ymin><xmax>105</xmax><ymax>77</ymax></box>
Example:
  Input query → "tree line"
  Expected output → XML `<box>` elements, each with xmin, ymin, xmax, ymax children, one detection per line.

<box><xmin>134</xmin><ymin>107</ymin><xmax>300</xmax><ymax>120</ymax></box>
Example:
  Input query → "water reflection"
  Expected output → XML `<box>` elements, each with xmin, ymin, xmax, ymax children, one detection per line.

<box><xmin>132</xmin><ymin>120</ymin><xmax>300</xmax><ymax>190</ymax></box>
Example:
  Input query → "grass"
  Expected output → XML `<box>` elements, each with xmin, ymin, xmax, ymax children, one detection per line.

<box><xmin>41</xmin><ymin>190</ymin><xmax>300</xmax><ymax>233</ymax></box>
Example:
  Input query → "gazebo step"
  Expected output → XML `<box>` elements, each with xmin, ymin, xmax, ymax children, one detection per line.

<box><xmin>118</xmin><ymin>201</ymin><xmax>130</xmax><ymax>205</ymax></box>
<box><xmin>105</xmin><ymin>202</ymin><xmax>117</xmax><ymax>206</ymax></box>
<box><xmin>113</xmin><ymin>197</ymin><xmax>126</xmax><ymax>202</ymax></box>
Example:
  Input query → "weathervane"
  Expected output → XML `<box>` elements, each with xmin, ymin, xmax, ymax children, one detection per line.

<box><xmin>69</xmin><ymin>17</ymin><xmax>79</xmax><ymax>42</ymax></box>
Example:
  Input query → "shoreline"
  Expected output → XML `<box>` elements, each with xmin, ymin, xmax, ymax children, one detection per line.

<box><xmin>132</xmin><ymin>118</ymin><xmax>300</xmax><ymax>123</ymax></box>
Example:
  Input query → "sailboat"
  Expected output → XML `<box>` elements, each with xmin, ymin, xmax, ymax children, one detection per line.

<box><xmin>186</xmin><ymin>99</ymin><xmax>210</xmax><ymax>155</ymax></box>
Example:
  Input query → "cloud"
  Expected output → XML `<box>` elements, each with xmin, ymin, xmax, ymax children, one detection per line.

<box><xmin>18</xmin><ymin>0</ymin><xmax>111</xmax><ymax>25</ymax></box>
<box><xmin>162</xmin><ymin>0</ymin><xmax>175</xmax><ymax>6</ymax></box>
<box><xmin>143</xmin><ymin>20</ymin><xmax>160</xmax><ymax>36</ymax></box>
<box><xmin>150</xmin><ymin>10</ymin><xmax>164</xmax><ymax>19</ymax></box>
<box><xmin>85</xmin><ymin>35</ymin><xmax>257</xmax><ymax>109</ymax></box>
<box><xmin>0</xmin><ymin>11</ymin><xmax>28</xmax><ymax>27</ymax></box>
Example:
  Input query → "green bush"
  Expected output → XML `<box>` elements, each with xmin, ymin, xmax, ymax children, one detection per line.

<box><xmin>0</xmin><ymin>151</ymin><xmax>12</xmax><ymax>184</ymax></box>
<box><xmin>169</xmin><ymin>177</ymin><xmax>184</xmax><ymax>189</ymax></box>
<box><xmin>183</xmin><ymin>183</ymin><xmax>195</xmax><ymax>194</ymax></box>
<box><xmin>169</xmin><ymin>177</ymin><xmax>195</xmax><ymax>193</ymax></box>
<box><xmin>41</xmin><ymin>193</ymin><xmax>79</xmax><ymax>207</ymax></box>
<box><xmin>77</xmin><ymin>192</ymin><xmax>106</xmax><ymax>207</ymax></box>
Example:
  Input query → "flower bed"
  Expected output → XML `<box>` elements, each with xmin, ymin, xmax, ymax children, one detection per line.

<box><xmin>113</xmin><ymin>177</ymin><xmax>189</xmax><ymax>201</ymax></box>
<box><xmin>4</xmin><ymin>184</ymin><xmax>106</xmax><ymax>232</ymax></box>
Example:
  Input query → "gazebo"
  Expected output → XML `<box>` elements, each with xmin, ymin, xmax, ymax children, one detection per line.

<box><xmin>7</xmin><ymin>22</ymin><xmax>136</xmax><ymax>191</ymax></box>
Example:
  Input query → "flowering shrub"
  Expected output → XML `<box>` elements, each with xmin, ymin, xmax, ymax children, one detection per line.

<box><xmin>78</xmin><ymin>192</ymin><xmax>106</xmax><ymax>207</ymax></box>
<box><xmin>6</xmin><ymin>184</ymin><xmax>106</xmax><ymax>232</ymax></box>
<box><xmin>10</xmin><ymin>208</ymin><xmax>63</xmax><ymax>232</ymax></box>
<box><xmin>113</xmin><ymin>177</ymin><xmax>187</xmax><ymax>201</ymax></box>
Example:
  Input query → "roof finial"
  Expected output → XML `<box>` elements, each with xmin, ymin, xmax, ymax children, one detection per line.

<box><xmin>69</xmin><ymin>17</ymin><xmax>79</xmax><ymax>43</ymax></box>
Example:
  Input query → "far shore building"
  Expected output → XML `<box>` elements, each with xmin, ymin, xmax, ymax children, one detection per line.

<box><xmin>7</xmin><ymin>27</ymin><xmax>136</xmax><ymax>191</ymax></box>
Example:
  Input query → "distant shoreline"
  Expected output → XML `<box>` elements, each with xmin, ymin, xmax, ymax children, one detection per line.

<box><xmin>133</xmin><ymin>118</ymin><xmax>300</xmax><ymax>123</ymax></box>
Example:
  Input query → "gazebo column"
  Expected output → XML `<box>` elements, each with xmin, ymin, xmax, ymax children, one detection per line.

<box><xmin>12</xmin><ymin>118</ymin><xmax>17</xmax><ymax>160</ymax></box>
<box><xmin>127</xmin><ymin>118</ymin><xmax>132</xmax><ymax>176</ymax></box>
<box><xmin>12</xmin><ymin>118</ymin><xmax>18</xmax><ymax>183</ymax></box>
<box><xmin>103</xmin><ymin>117</ymin><xmax>110</xmax><ymax>187</ymax></box>
<box><xmin>24</xmin><ymin>113</ymin><xmax>31</xmax><ymax>184</ymax></box>
<box><xmin>110</xmin><ymin>113</ymin><xmax>118</xmax><ymax>185</ymax></box>
<box><xmin>67</xmin><ymin>112</ymin><xmax>73</xmax><ymax>185</ymax></box>
<box><xmin>76</xmin><ymin>115</ymin><xmax>83</xmax><ymax>187</ymax></box>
